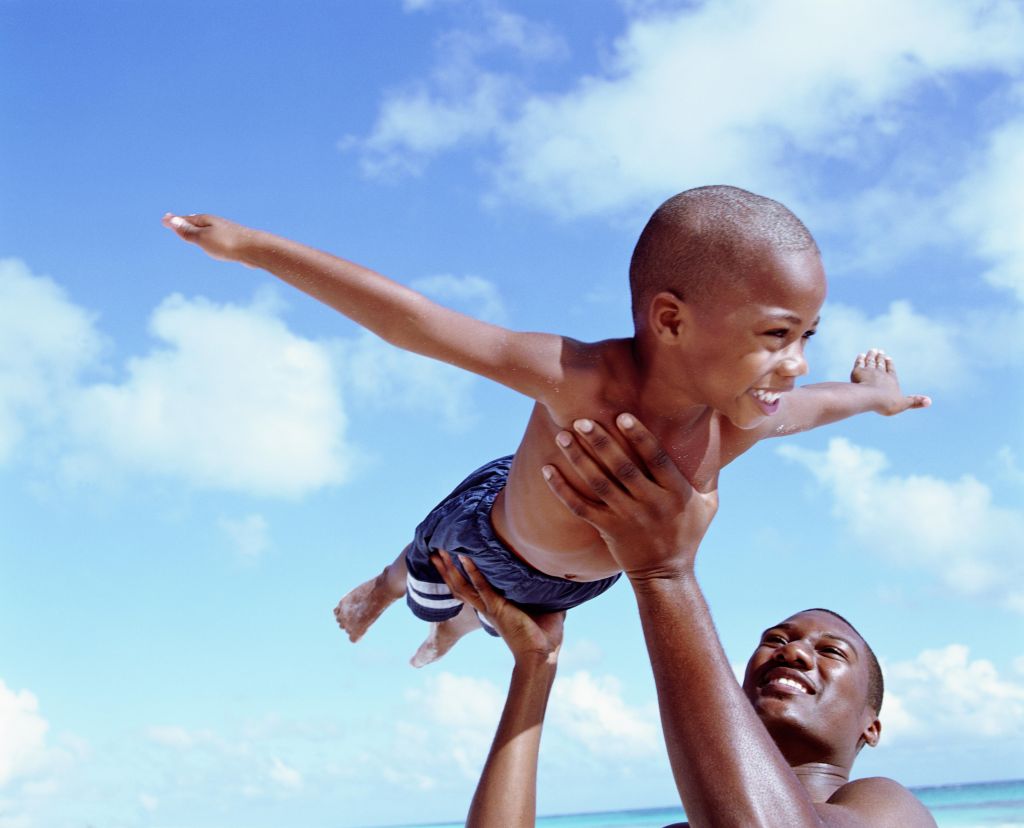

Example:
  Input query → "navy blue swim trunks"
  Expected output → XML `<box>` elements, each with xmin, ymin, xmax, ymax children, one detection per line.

<box><xmin>404</xmin><ymin>455</ymin><xmax>621</xmax><ymax>635</ymax></box>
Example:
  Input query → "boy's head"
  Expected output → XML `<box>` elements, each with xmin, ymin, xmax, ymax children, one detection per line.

<box><xmin>629</xmin><ymin>186</ymin><xmax>827</xmax><ymax>429</ymax></box>
<box><xmin>629</xmin><ymin>185</ymin><xmax>820</xmax><ymax>325</ymax></box>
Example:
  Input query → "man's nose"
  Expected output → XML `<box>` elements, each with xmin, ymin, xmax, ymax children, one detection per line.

<box><xmin>773</xmin><ymin>639</ymin><xmax>813</xmax><ymax>668</ymax></box>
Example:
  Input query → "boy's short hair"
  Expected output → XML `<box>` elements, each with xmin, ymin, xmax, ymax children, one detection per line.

<box><xmin>629</xmin><ymin>185</ymin><xmax>819</xmax><ymax>326</ymax></box>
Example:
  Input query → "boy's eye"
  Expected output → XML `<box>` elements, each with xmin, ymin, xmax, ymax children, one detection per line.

<box><xmin>802</xmin><ymin>329</ymin><xmax>817</xmax><ymax>340</ymax></box>
<box><xmin>763</xmin><ymin>329</ymin><xmax>789</xmax><ymax>338</ymax></box>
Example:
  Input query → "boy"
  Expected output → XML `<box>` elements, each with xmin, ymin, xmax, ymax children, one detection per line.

<box><xmin>163</xmin><ymin>186</ymin><xmax>929</xmax><ymax>666</ymax></box>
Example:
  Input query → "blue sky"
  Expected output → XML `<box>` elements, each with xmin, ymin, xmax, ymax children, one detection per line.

<box><xmin>2</xmin><ymin>1</ymin><xmax>1023</xmax><ymax>826</ymax></box>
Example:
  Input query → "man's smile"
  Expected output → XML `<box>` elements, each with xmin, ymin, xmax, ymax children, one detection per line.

<box><xmin>759</xmin><ymin>667</ymin><xmax>817</xmax><ymax>695</ymax></box>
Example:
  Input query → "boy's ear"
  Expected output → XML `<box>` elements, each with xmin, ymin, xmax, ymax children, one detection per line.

<box><xmin>649</xmin><ymin>291</ymin><xmax>690</xmax><ymax>342</ymax></box>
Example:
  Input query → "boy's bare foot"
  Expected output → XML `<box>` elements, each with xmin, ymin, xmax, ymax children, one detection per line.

<box><xmin>334</xmin><ymin>565</ymin><xmax>405</xmax><ymax>643</ymax></box>
<box><xmin>410</xmin><ymin>605</ymin><xmax>482</xmax><ymax>668</ymax></box>
<box><xmin>850</xmin><ymin>348</ymin><xmax>931</xmax><ymax>415</ymax></box>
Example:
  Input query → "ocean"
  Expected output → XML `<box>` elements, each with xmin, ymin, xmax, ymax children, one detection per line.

<box><xmin>383</xmin><ymin>779</ymin><xmax>1024</xmax><ymax>828</ymax></box>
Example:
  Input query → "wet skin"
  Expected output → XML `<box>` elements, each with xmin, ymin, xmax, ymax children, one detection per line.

<box><xmin>742</xmin><ymin>610</ymin><xmax>880</xmax><ymax>779</ymax></box>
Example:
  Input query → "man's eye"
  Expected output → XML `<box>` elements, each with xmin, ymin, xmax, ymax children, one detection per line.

<box><xmin>820</xmin><ymin>646</ymin><xmax>846</xmax><ymax>658</ymax></box>
<box><xmin>763</xmin><ymin>634</ymin><xmax>787</xmax><ymax>645</ymax></box>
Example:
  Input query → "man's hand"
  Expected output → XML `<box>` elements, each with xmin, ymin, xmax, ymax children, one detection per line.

<box><xmin>432</xmin><ymin>550</ymin><xmax>563</xmax><ymax>667</ymax></box>
<box><xmin>542</xmin><ymin>412</ymin><xmax>718</xmax><ymax>583</ymax></box>
<box><xmin>162</xmin><ymin>213</ymin><xmax>257</xmax><ymax>265</ymax></box>
<box><xmin>851</xmin><ymin>348</ymin><xmax>931</xmax><ymax>415</ymax></box>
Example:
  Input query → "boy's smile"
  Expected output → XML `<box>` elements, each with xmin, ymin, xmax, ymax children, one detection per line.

<box><xmin>676</xmin><ymin>247</ymin><xmax>826</xmax><ymax>429</ymax></box>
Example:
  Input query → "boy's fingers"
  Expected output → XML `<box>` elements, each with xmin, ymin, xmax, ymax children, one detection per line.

<box><xmin>614</xmin><ymin>413</ymin><xmax>686</xmax><ymax>491</ymax></box>
<box><xmin>907</xmin><ymin>394</ymin><xmax>931</xmax><ymax>409</ymax></box>
<box><xmin>162</xmin><ymin>213</ymin><xmax>202</xmax><ymax>239</ymax></box>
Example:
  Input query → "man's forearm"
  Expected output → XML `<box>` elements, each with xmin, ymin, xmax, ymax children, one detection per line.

<box><xmin>466</xmin><ymin>659</ymin><xmax>557</xmax><ymax>828</ymax></box>
<box><xmin>630</xmin><ymin>573</ymin><xmax>822</xmax><ymax>828</ymax></box>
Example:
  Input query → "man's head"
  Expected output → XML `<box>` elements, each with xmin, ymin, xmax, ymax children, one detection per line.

<box><xmin>741</xmin><ymin>609</ymin><xmax>883</xmax><ymax>769</ymax></box>
<box><xmin>630</xmin><ymin>187</ymin><xmax>827</xmax><ymax>430</ymax></box>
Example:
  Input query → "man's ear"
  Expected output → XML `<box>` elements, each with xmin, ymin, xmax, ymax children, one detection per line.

<box><xmin>649</xmin><ymin>291</ymin><xmax>690</xmax><ymax>342</ymax></box>
<box><xmin>860</xmin><ymin>715</ymin><xmax>881</xmax><ymax>750</ymax></box>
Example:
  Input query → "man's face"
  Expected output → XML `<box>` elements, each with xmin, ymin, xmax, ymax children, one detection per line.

<box><xmin>678</xmin><ymin>248</ymin><xmax>826</xmax><ymax>430</ymax></box>
<box><xmin>741</xmin><ymin>610</ymin><xmax>879</xmax><ymax>763</ymax></box>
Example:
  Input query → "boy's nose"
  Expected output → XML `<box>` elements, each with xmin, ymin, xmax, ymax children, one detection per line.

<box><xmin>778</xmin><ymin>348</ymin><xmax>808</xmax><ymax>378</ymax></box>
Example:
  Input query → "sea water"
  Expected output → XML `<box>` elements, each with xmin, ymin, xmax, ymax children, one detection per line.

<box><xmin>384</xmin><ymin>779</ymin><xmax>1024</xmax><ymax>828</ymax></box>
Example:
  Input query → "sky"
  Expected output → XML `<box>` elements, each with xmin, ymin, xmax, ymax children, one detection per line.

<box><xmin>1</xmin><ymin>0</ymin><xmax>1023</xmax><ymax>826</ymax></box>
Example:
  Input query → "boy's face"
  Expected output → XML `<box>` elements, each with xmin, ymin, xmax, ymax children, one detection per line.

<box><xmin>678</xmin><ymin>248</ymin><xmax>826</xmax><ymax>430</ymax></box>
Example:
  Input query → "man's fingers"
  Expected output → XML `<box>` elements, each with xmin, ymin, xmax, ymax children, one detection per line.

<box><xmin>432</xmin><ymin>550</ymin><xmax>483</xmax><ymax>612</ymax></box>
<box><xmin>569</xmin><ymin>418</ymin><xmax>652</xmax><ymax>497</ymax></box>
<box><xmin>542</xmin><ymin>463</ymin><xmax>604</xmax><ymax>524</ymax></box>
<box><xmin>613</xmin><ymin>413</ymin><xmax>687</xmax><ymax>492</ymax></box>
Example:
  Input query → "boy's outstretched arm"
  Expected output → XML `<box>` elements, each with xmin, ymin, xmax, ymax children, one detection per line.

<box><xmin>162</xmin><ymin>213</ymin><xmax>566</xmax><ymax>401</ymax></box>
<box><xmin>759</xmin><ymin>349</ymin><xmax>930</xmax><ymax>439</ymax></box>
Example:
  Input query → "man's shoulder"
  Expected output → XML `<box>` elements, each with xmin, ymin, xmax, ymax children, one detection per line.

<box><xmin>823</xmin><ymin>776</ymin><xmax>937</xmax><ymax>826</ymax></box>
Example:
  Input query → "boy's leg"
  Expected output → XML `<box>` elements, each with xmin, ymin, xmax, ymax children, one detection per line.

<box><xmin>334</xmin><ymin>546</ymin><xmax>409</xmax><ymax>642</ymax></box>
<box><xmin>410</xmin><ymin>603</ymin><xmax>483</xmax><ymax>668</ymax></box>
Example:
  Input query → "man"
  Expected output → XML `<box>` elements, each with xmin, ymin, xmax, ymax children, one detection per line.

<box><xmin>434</xmin><ymin>412</ymin><xmax>936</xmax><ymax>827</ymax></box>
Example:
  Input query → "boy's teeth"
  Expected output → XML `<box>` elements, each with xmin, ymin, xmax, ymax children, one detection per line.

<box><xmin>752</xmin><ymin>389</ymin><xmax>781</xmax><ymax>404</ymax></box>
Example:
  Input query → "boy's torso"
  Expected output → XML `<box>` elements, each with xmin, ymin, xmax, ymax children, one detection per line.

<box><xmin>490</xmin><ymin>338</ymin><xmax>760</xmax><ymax>581</ymax></box>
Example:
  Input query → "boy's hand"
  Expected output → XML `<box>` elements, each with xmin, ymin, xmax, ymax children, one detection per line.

<box><xmin>432</xmin><ymin>550</ymin><xmax>564</xmax><ymax>667</ymax></box>
<box><xmin>542</xmin><ymin>413</ymin><xmax>718</xmax><ymax>583</ymax></box>
<box><xmin>162</xmin><ymin>213</ymin><xmax>256</xmax><ymax>265</ymax></box>
<box><xmin>851</xmin><ymin>348</ymin><xmax>931</xmax><ymax>415</ymax></box>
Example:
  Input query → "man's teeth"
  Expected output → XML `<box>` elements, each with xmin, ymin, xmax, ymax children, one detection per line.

<box><xmin>752</xmin><ymin>389</ymin><xmax>782</xmax><ymax>404</ymax></box>
<box><xmin>771</xmin><ymin>676</ymin><xmax>809</xmax><ymax>693</ymax></box>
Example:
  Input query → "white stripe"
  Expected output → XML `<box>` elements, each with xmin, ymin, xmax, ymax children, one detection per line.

<box><xmin>407</xmin><ymin>589</ymin><xmax>463</xmax><ymax>610</ymax></box>
<box><xmin>476</xmin><ymin>612</ymin><xmax>496</xmax><ymax>633</ymax></box>
<box><xmin>407</xmin><ymin>574</ymin><xmax>452</xmax><ymax>596</ymax></box>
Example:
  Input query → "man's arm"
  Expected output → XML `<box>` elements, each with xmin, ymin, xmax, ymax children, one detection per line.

<box><xmin>162</xmin><ymin>213</ymin><xmax>568</xmax><ymax>401</ymax></box>
<box><xmin>432</xmin><ymin>551</ymin><xmax>563</xmax><ymax>828</ymax></box>
<box><xmin>755</xmin><ymin>350</ymin><xmax>930</xmax><ymax>439</ymax></box>
<box><xmin>543</xmin><ymin>414</ymin><xmax>934</xmax><ymax>828</ymax></box>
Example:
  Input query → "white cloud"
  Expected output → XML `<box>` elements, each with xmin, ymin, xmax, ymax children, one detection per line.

<box><xmin>0</xmin><ymin>259</ymin><xmax>104</xmax><ymax>464</ymax></box>
<box><xmin>0</xmin><ymin>680</ymin><xmax>48</xmax><ymax>787</ymax></box>
<box><xmin>881</xmin><ymin>644</ymin><xmax>1024</xmax><ymax>743</ymax></box>
<box><xmin>812</xmin><ymin>300</ymin><xmax>962</xmax><ymax>391</ymax></box>
<box><xmin>954</xmin><ymin>116</ymin><xmax>1024</xmax><ymax>302</ymax></box>
<box><xmin>352</xmin><ymin>5</ymin><xmax>565</xmax><ymax>176</ymax></box>
<box><xmin>334</xmin><ymin>331</ymin><xmax>480</xmax><ymax>430</ymax></box>
<box><xmin>779</xmin><ymin>438</ymin><xmax>1024</xmax><ymax>612</ymax></box>
<box><xmin>268</xmin><ymin>757</ymin><xmax>302</xmax><ymax>790</ymax></box>
<box><xmin>550</xmin><ymin>671</ymin><xmax>659</xmax><ymax>758</ymax></box>
<box><xmin>355</xmin><ymin>0</ymin><xmax>1024</xmax><ymax>219</ymax></box>
<box><xmin>219</xmin><ymin>514</ymin><xmax>271</xmax><ymax>562</ymax></box>
<box><xmin>66</xmin><ymin>293</ymin><xmax>351</xmax><ymax>497</ymax></box>
<box><xmin>412</xmin><ymin>273</ymin><xmax>507</xmax><ymax>323</ymax></box>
